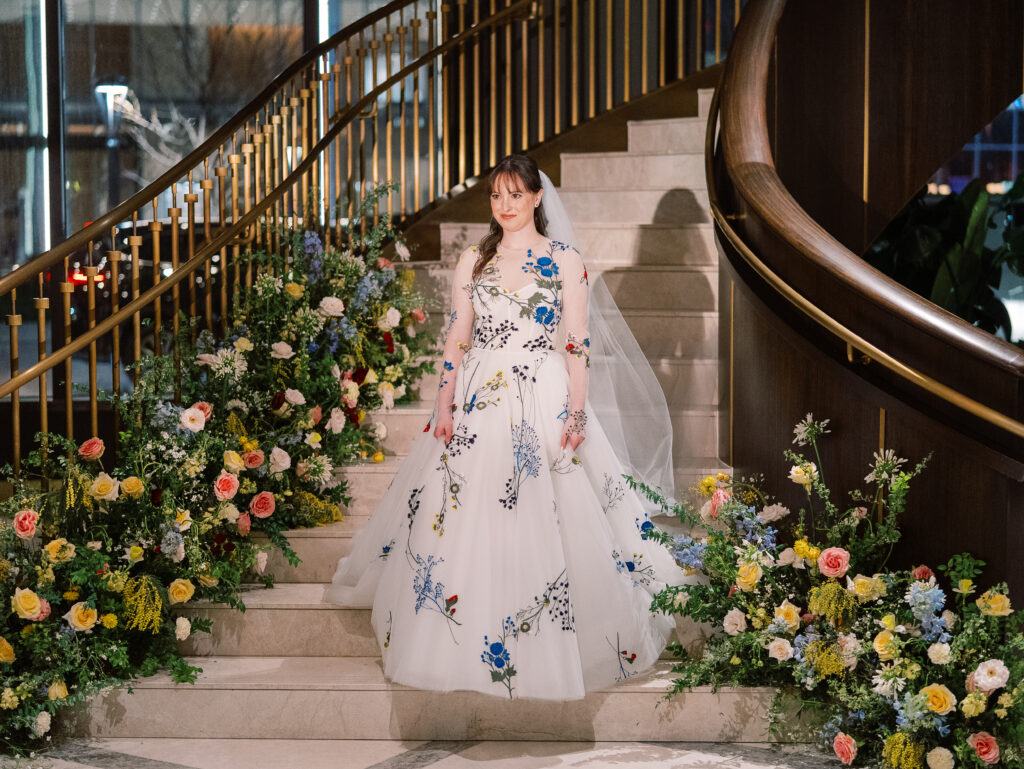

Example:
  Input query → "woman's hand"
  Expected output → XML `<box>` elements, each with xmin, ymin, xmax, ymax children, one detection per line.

<box><xmin>561</xmin><ymin>408</ymin><xmax>586</xmax><ymax>452</ymax></box>
<box><xmin>560</xmin><ymin>430</ymin><xmax>585</xmax><ymax>452</ymax></box>
<box><xmin>433</xmin><ymin>412</ymin><xmax>454</xmax><ymax>444</ymax></box>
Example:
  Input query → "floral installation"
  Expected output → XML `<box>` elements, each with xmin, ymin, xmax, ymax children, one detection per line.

<box><xmin>0</xmin><ymin>184</ymin><xmax>435</xmax><ymax>750</ymax></box>
<box><xmin>638</xmin><ymin>414</ymin><xmax>1024</xmax><ymax>768</ymax></box>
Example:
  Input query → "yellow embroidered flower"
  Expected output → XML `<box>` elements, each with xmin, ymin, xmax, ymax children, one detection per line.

<box><xmin>101</xmin><ymin>613</ymin><xmax>118</xmax><ymax>629</ymax></box>
<box><xmin>919</xmin><ymin>683</ymin><xmax>956</xmax><ymax>715</ymax></box>
<box><xmin>735</xmin><ymin>560</ymin><xmax>763</xmax><ymax>592</ymax></box>
<box><xmin>961</xmin><ymin>691</ymin><xmax>987</xmax><ymax>718</ymax></box>
<box><xmin>121</xmin><ymin>476</ymin><xmax>145</xmax><ymax>499</ymax></box>
<box><xmin>0</xmin><ymin>637</ymin><xmax>14</xmax><ymax>664</ymax></box>
<box><xmin>234</xmin><ymin>336</ymin><xmax>254</xmax><ymax>352</ymax></box>
<box><xmin>1</xmin><ymin>688</ymin><xmax>18</xmax><ymax>709</ymax></box>
<box><xmin>997</xmin><ymin>692</ymin><xmax>1015</xmax><ymax>708</ymax></box>
<box><xmin>47</xmin><ymin>681</ymin><xmax>68</xmax><ymax>700</ymax></box>
<box><xmin>63</xmin><ymin>601</ymin><xmax>99</xmax><ymax>632</ymax></box>
<box><xmin>104</xmin><ymin>570</ymin><xmax>128</xmax><ymax>593</ymax></box>
<box><xmin>976</xmin><ymin>590</ymin><xmax>1013</xmax><ymax>616</ymax></box>
<box><xmin>42</xmin><ymin>537</ymin><xmax>76</xmax><ymax>563</ymax></box>
<box><xmin>873</xmin><ymin>630</ymin><xmax>898</xmax><ymax>661</ymax></box>
<box><xmin>168</xmin><ymin>578</ymin><xmax>196</xmax><ymax>605</ymax></box>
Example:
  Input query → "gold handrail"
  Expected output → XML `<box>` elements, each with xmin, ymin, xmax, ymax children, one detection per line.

<box><xmin>704</xmin><ymin>76</ymin><xmax>1024</xmax><ymax>441</ymax></box>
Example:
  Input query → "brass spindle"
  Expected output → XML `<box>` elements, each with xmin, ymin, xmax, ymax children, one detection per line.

<box><xmin>426</xmin><ymin>11</ymin><xmax>438</xmax><ymax>201</ymax></box>
<box><xmin>84</xmin><ymin>265</ymin><xmax>98</xmax><ymax>437</ymax></box>
<box><xmin>332</xmin><ymin>61</ymin><xmax>344</xmax><ymax>230</ymax></box>
<box><xmin>588</xmin><ymin>0</ymin><xmax>596</xmax><ymax>116</ymax></box>
<box><xmin>241</xmin><ymin>140</ymin><xmax>255</xmax><ymax>286</ymax></box>
<box><xmin>291</xmin><ymin>93</ymin><xmax>304</xmax><ymax>220</ymax></box>
<box><xmin>345</xmin><ymin>55</ymin><xmax>355</xmax><ymax>227</ymax></box>
<box><xmin>275</xmin><ymin>108</ymin><xmax>288</xmax><ymax>228</ymax></box>
<box><xmin>384</xmin><ymin>33</ymin><xmax>395</xmax><ymax>212</ymax></box>
<box><xmin>456</xmin><ymin>0</ymin><xmax>466</xmax><ymax>184</ymax></box>
<box><xmin>320</xmin><ymin>69</ymin><xmax>331</xmax><ymax>228</ymax></box>
<box><xmin>570</xmin><ymin>0</ymin><xmax>579</xmax><ymax>126</ymax></box>
<box><xmin>504</xmin><ymin>0</ymin><xmax>512</xmax><ymax>154</ymax></box>
<box><xmin>253</xmin><ymin>132</ymin><xmax>265</xmax><ymax>248</ymax></box>
<box><xmin>641</xmin><ymin>0</ymin><xmax>648</xmax><ymax>94</ymax></box>
<box><xmin>735</xmin><ymin>0</ymin><xmax>740</xmax><ymax>26</ymax></box>
<box><xmin>715</xmin><ymin>0</ymin><xmax>721</xmax><ymax>62</ymax></box>
<box><xmin>607</xmin><ymin>0</ymin><xmax>614</xmax><ymax>108</ymax></box>
<box><xmin>471</xmin><ymin>4</ymin><xmax>480</xmax><ymax>176</ymax></box>
<box><xmin>441</xmin><ymin>4</ymin><xmax>451</xmax><ymax>192</ymax></box>
<box><xmin>33</xmin><ymin>289</ymin><xmax>49</xmax><ymax>488</ymax></box>
<box><xmin>107</xmin><ymin>238</ymin><xmax>122</xmax><ymax>406</ymax></box>
<box><xmin>678</xmin><ymin>0</ymin><xmax>685</xmax><ymax>78</ymax></box>
<box><xmin>216</xmin><ymin>162</ymin><xmax>229</xmax><ymax>332</ymax></box>
<box><xmin>696</xmin><ymin>0</ymin><xmax>702</xmax><ymax>69</ymax></box>
<box><xmin>397</xmin><ymin>26</ymin><xmax>409</xmax><ymax>215</ymax></box>
<box><xmin>624</xmin><ymin>0</ymin><xmax>631</xmax><ymax>100</ymax></box>
<box><xmin>150</xmin><ymin>200</ymin><xmax>163</xmax><ymax>356</ymax></box>
<box><xmin>521</xmin><ymin>14</ymin><xmax>528</xmax><ymax>148</ymax></box>
<box><xmin>659</xmin><ymin>0</ymin><xmax>666</xmax><ymax>86</ymax></box>
<box><xmin>129</xmin><ymin>233</ymin><xmax>143</xmax><ymax>369</ymax></box>
<box><xmin>264</xmin><ymin>121</ymin><xmax>277</xmax><ymax>253</ymax></box>
<box><xmin>184</xmin><ymin>174</ymin><xmax>199</xmax><ymax>326</ymax></box>
<box><xmin>201</xmin><ymin>174</ymin><xmax>215</xmax><ymax>331</ymax></box>
<box><xmin>369</xmin><ymin>38</ymin><xmax>381</xmax><ymax>223</ymax></box>
<box><xmin>7</xmin><ymin>290</ymin><xmax>22</xmax><ymax>476</ymax></box>
<box><xmin>356</xmin><ymin>48</ymin><xmax>368</xmax><ymax>225</ymax></box>
<box><xmin>168</xmin><ymin>202</ymin><xmax>182</xmax><ymax>395</ymax></box>
<box><xmin>534</xmin><ymin>0</ymin><xmax>543</xmax><ymax>141</ymax></box>
<box><xmin>538</xmin><ymin>1</ymin><xmax>546</xmax><ymax>141</ymax></box>
<box><xmin>60</xmin><ymin>277</ymin><xmax>73</xmax><ymax>439</ymax></box>
<box><xmin>411</xmin><ymin>19</ymin><xmax>423</xmax><ymax>209</ymax></box>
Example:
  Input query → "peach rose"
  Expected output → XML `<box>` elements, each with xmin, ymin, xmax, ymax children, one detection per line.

<box><xmin>77</xmin><ymin>437</ymin><xmax>105</xmax><ymax>462</ymax></box>
<box><xmin>191</xmin><ymin>401</ymin><xmax>213</xmax><ymax>421</ymax></box>
<box><xmin>11</xmin><ymin>588</ymin><xmax>50</xmax><ymax>621</ymax></box>
<box><xmin>213</xmin><ymin>470</ymin><xmax>239</xmax><ymax>501</ymax></box>
<box><xmin>817</xmin><ymin>547</ymin><xmax>851</xmax><ymax>579</ymax></box>
<box><xmin>13</xmin><ymin>510</ymin><xmax>39</xmax><ymax>540</ymax></box>
<box><xmin>249</xmin><ymin>491</ymin><xmax>276</xmax><ymax>519</ymax></box>
<box><xmin>237</xmin><ymin>512</ymin><xmax>251</xmax><ymax>535</ymax></box>
<box><xmin>62</xmin><ymin>601</ymin><xmax>99</xmax><ymax>633</ymax></box>
<box><xmin>309</xmin><ymin>405</ymin><xmax>322</xmax><ymax>426</ymax></box>
<box><xmin>167</xmin><ymin>578</ymin><xmax>195</xmax><ymax>605</ymax></box>
<box><xmin>411</xmin><ymin>307</ymin><xmax>426</xmax><ymax>323</ymax></box>
<box><xmin>833</xmin><ymin>732</ymin><xmax>857</xmax><ymax>765</ymax></box>
<box><xmin>967</xmin><ymin>732</ymin><xmax>1000</xmax><ymax>765</ymax></box>
<box><xmin>911</xmin><ymin>564</ymin><xmax>934</xmax><ymax>580</ymax></box>
<box><xmin>243</xmin><ymin>449</ymin><xmax>265</xmax><ymax>469</ymax></box>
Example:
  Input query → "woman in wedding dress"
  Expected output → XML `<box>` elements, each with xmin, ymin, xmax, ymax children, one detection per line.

<box><xmin>324</xmin><ymin>153</ymin><xmax>687</xmax><ymax>700</ymax></box>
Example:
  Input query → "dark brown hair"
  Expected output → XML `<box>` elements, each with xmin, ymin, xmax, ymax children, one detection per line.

<box><xmin>473</xmin><ymin>154</ymin><xmax>547</xmax><ymax>279</ymax></box>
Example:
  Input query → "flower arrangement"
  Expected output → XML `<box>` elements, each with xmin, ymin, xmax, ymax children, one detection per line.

<box><xmin>642</xmin><ymin>415</ymin><xmax>1024</xmax><ymax>768</ymax></box>
<box><xmin>0</xmin><ymin>183</ymin><xmax>436</xmax><ymax>750</ymax></box>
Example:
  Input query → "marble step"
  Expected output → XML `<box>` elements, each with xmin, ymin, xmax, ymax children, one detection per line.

<box><xmin>439</xmin><ymin>222</ymin><xmax>717</xmax><ymax>268</ymax></box>
<box><xmin>599</xmin><ymin>264</ymin><xmax>717</xmax><ymax>311</ymax></box>
<box><xmin>560</xmin><ymin>188</ymin><xmax>711</xmax><ymax>226</ymax></box>
<box><xmin>627</xmin><ymin>116</ymin><xmax>708</xmax><ymax>155</ymax></box>
<box><xmin>179</xmin><ymin>582</ymin><xmax>708</xmax><ymax>659</ymax></box>
<box><xmin>72</xmin><ymin>656</ymin><xmax>775</xmax><ymax>741</ymax></box>
<box><xmin>560</xmin><ymin>151</ymin><xmax>706</xmax><ymax>190</ymax></box>
<box><xmin>699</xmin><ymin>87</ymin><xmax>714</xmax><ymax>119</ymax></box>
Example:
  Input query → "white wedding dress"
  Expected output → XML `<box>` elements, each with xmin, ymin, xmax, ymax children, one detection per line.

<box><xmin>324</xmin><ymin>239</ymin><xmax>685</xmax><ymax>700</ymax></box>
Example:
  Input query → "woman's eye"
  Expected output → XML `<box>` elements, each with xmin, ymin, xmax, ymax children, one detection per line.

<box><xmin>512</xmin><ymin>193</ymin><xmax>521</xmax><ymax>199</ymax></box>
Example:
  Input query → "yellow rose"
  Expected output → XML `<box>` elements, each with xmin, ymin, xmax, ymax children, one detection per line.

<box><xmin>234</xmin><ymin>336</ymin><xmax>254</xmax><ymax>352</ymax></box>
<box><xmin>168</xmin><ymin>578</ymin><xmax>196</xmax><ymax>605</ymax></box>
<box><xmin>197</xmin><ymin>573</ymin><xmax>219</xmax><ymax>588</ymax></box>
<box><xmin>88</xmin><ymin>472</ymin><xmax>120</xmax><ymax>502</ymax></box>
<box><xmin>372</xmin><ymin>450</ymin><xmax>385</xmax><ymax>464</ymax></box>
<box><xmin>284</xmin><ymin>282</ymin><xmax>304</xmax><ymax>299</ymax></box>
<box><xmin>62</xmin><ymin>601</ymin><xmax>99</xmax><ymax>633</ymax></box>
<box><xmin>223</xmin><ymin>450</ymin><xmax>245</xmax><ymax>474</ymax></box>
<box><xmin>920</xmin><ymin>683</ymin><xmax>957</xmax><ymax>715</ymax></box>
<box><xmin>849</xmin><ymin>574</ymin><xmax>877</xmax><ymax>602</ymax></box>
<box><xmin>47</xmin><ymin>681</ymin><xmax>69</xmax><ymax>701</ymax></box>
<box><xmin>873</xmin><ymin>630</ymin><xmax>898</xmax><ymax>661</ymax></box>
<box><xmin>101</xmin><ymin>613</ymin><xmax>118</xmax><ymax>629</ymax></box>
<box><xmin>880</xmin><ymin>614</ymin><xmax>897</xmax><ymax>631</ymax></box>
<box><xmin>774</xmin><ymin>599</ymin><xmax>802</xmax><ymax>632</ymax></box>
<box><xmin>42</xmin><ymin>537</ymin><xmax>76</xmax><ymax>563</ymax></box>
<box><xmin>788</xmin><ymin>462</ymin><xmax>817</xmax><ymax>487</ymax></box>
<box><xmin>736</xmin><ymin>560</ymin><xmax>763</xmax><ymax>592</ymax></box>
<box><xmin>976</xmin><ymin>590</ymin><xmax>1013</xmax><ymax>616</ymax></box>
<box><xmin>121</xmin><ymin>476</ymin><xmax>145</xmax><ymax>499</ymax></box>
<box><xmin>11</xmin><ymin>587</ymin><xmax>43</xmax><ymax>620</ymax></box>
<box><xmin>0</xmin><ymin>637</ymin><xmax>14</xmax><ymax>664</ymax></box>
<box><xmin>104</xmin><ymin>570</ymin><xmax>127</xmax><ymax>593</ymax></box>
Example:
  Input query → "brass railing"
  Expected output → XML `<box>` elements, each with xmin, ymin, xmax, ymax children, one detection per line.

<box><xmin>1</xmin><ymin>0</ymin><xmax>743</xmax><ymax>473</ymax></box>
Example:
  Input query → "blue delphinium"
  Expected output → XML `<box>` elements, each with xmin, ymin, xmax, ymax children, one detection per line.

<box><xmin>905</xmin><ymin>580</ymin><xmax>950</xmax><ymax>642</ymax></box>
<box><xmin>670</xmin><ymin>535</ymin><xmax>706</xmax><ymax>571</ymax></box>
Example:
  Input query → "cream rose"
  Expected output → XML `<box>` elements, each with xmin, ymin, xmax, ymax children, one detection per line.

<box><xmin>377</xmin><ymin>306</ymin><xmax>401</xmax><ymax>331</ymax></box>
<box><xmin>927</xmin><ymin>642</ymin><xmax>952</xmax><ymax>665</ymax></box>
<box><xmin>175</xmin><ymin>617</ymin><xmax>192</xmax><ymax>641</ymax></box>
<box><xmin>168</xmin><ymin>578</ymin><xmax>196</xmax><ymax>605</ymax></box>
<box><xmin>788</xmin><ymin>462</ymin><xmax>817</xmax><ymax>487</ymax></box>
<box><xmin>89</xmin><ymin>472</ymin><xmax>120</xmax><ymax>502</ymax></box>
<box><xmin>234</xmin><ymin>336</ymin><xmax>254</xmax><ymax>352</ymax></box>
<box><xmin>319</xmin><ymin>296</ymin><xmax>346</xmax><ymax>316</ymax></box>
<box><xmin>926</xmin><ymin>747</ymin><xmax>954</xmax><ymax>769</ymax></box>
<box><xmin>179</xmin><ymin>407</ymin><xmax>207</xmax><ymax>432</ymax></box>
<box><xmin>223</xmin><ymin>450</ymin><xmax>245</xmax><ymax>474</ymax></box>
<box><xmin>270</xmin><ymin>341</ymin><xmax>295</xmax><ymax>359</ymax></box>
<box><xmin>121</xmin><ymin>476</ymin><xmax>145</xmax><ymax>499</ymax></box>
<box><xmin>268</xmin><ymin>447</ymin><xmax>291</xmax><ymax>474</ymax></box>
<box><xmin>62</xmin><ymin>601</ymin><xmax>99</xmax><ymax>633</ymax></box>
<box><xmin>973</xmin><ymin>659</ymin><xmax>1010</xmax><ymax>692</ymax></box>
<box><xmin>758</xmin><ymin>503</ymin><xmax>790</xmax><ymax>523</ymax></box>
<box><xmin>723</xmin><ymin>607</ymin><xmax>747</xmax><ymax>636</ymax></box>
<box><xmin>837</xmin><ymin>632</ymin><xmax>861</xmax><ymax>670</ymax></box>
<box><xmin>326</xmin><ymin>408</ymin><xmax>346</xmax><ymax>434</ymax></box>
<box><xmin>766</xmin><ymin>637</ymin><xmax>794</xmax><ymax>661</ymax></box>
<box><xmin>284</xmin><ymin>388</ymin><xmax>306</xmax><ymax>406</ymax></box>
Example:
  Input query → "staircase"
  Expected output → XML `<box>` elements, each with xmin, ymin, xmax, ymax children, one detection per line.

<box><xmin>67</xmin><ymin>92</ymin><xmax>767</xmax><ymax>744</ymax></box>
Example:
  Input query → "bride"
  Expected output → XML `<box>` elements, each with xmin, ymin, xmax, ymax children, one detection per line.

<box><xmin>324</xmin><ymin>153</ymin><xmax>688</xmax><ymax>700</ymax></box>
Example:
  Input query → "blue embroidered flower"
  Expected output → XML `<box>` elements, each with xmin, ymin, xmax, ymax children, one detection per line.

<box><xmin>533</xmin><ymin>305</ymin><xmax>555</xmax><ymax>326</ymax></box>
<box><xmin>444</xmin><ymin>361</ymin><xmax>454</xmax><ymax>371</ymax></box>
<box><xmin>481</xmin><ymin>624</ymin><xmax>517</xmax><ymax>698</ymax></box>
<box><xmin>625</xmin><ymin>560</ymin><xmax>636</xmax><ymax>572</ymax></box>
<box><xmin>528</xmin><ymin>255</ymin><xmax>559</xmax><ymax>277</ymax></box>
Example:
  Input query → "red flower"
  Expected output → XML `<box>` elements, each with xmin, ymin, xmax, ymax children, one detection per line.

<box><xmin>346</xmin><ymin>407</ymin><xmax>360</xmax><ymax>424</ymax></box>
<box><xmin>150</xmin><ymin>488</ymin><xmax>163</xmax><ymax>506</ymax></box>
<box><xmin>423</xmin><ymin>423</ymin><xmax>431</xmax><ymax>432</ymax></box>
<box><xmin>382</xmin><ymin>332</ymin><xmax>395</xmax><ymax>353</ymax></box>
<box><xmin>153</xmin><ymin>545</ymin><xmax>162</xmax><ymax>553</ymax></box>
<box><xmin>911</xmin><ymin>564</ymin><xmax>934</xmax><ymax>580</ymax></box>
<box><xmin>270</xmin><ymin>391</ymin><xmax>286</xmax><ymax>411</ymax></box>
<box><xmin>353</xmin><ymin>367</ymin><xmax>368</xmax><ymax>384</ymax></box>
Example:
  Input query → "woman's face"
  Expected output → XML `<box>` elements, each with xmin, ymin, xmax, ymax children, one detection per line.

<box><xmin>490</xmin><ymin>172</ymin><xmax>542</xmax><ymax>235</ymax></box>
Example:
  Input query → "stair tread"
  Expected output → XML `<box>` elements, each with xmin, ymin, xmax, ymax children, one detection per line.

<box><xmin>626</xmin><ymin>115</ymin><xmax>707</xmax><ymax>127</ymax></box>
<box><xmin>561</xmin><ymin>150</ymin><xmax>704</xmax><ymax>160</ymax></box>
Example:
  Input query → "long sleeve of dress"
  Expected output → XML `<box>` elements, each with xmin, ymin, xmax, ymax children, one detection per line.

<box><xmin>560</xmin><ymin>246</ymin><xmax>590</xmax><ymax>436</ymax></box>
<box><xmin>435</xmin><ymin>246</ymin><xmax>478</xmax><ymax>418</ymax></box>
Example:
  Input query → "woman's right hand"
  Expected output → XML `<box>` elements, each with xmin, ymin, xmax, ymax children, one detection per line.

<box><xmin>433</xmin><ymin>412</ymin><xmax>453</xmax><ymax>444</ymax></box>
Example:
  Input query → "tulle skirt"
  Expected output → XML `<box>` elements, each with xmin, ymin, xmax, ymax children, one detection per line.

<box><xmin>324</xmin><ymin>347</ymin><xmax>686</xmax><ymax>700</ymax></box>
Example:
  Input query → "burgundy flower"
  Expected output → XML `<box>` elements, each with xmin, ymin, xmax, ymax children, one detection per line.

<box><xmin>353</xmin><ymin>367</ymin><xmax>368</xmax><ymax>385</ymax></box>
<box><xmin>270</xmin><ymin>391</ymin><xmax>286</xmax><ymax>411</ymax></box>
<box><xmin>382</xmin><ymin>331</ymin><xmax>395</xmax><ymax>353</ymax></box>
<box><xmin>151</xmin><ymin>488</ymin><xmax>163</xmax><ymax>506</ymax></box>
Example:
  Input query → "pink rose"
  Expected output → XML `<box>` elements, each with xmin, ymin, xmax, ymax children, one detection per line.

<box><xmin>31</xmin><ymin>598</ymin><xmax>52</xmax><ymax>622</ymax></box>
<box><xmin>191</xmin><ymin>401</ymin><xmax>213</xmax><ymax>422</ymax></box>
<box><xmin>912</xmin><ymin>564</ymin><xmax>934</xmax><ymax>580</ymax></box>
<box><xmin>832</xmin><ymin>732</ymin><xmax>857</xmax><ymax>765</ymax></box>
<box><xmin>968</xmin><ymin>732</ymin><xmax>1000</xmax><ymax>765</ymax></box>
<box><xmin>243</xmin><ymin>450</ymin><xmax>265</xmax><ymax>469</ymax></box>
<box><xmin>310</xmin><ymin>405</ymin><xmax>322</xmax><ymax>426</ymax></box>
<box><xmin>817</xmin><ymin>547</ymin><xmax>851</xmax><ymax>579</ymax></box>
<box><xmin>249</xmin><ymin>491</ymin><xmax>276</xmax><ymax>519</ymax></box>
<box><xmin>237</xmin><ymin>512</ymin><xmax>251</xmax><ymax>535</ymax></box>
<box><xmin>411</xmin><ymin>307</ymin><xmax>426</xmax><ymax>323</ymax></box>
<box><xmin>377</xmin><ymin>257</ymin><xmax>394</xmax><ymax>270</ymax></box>
<box><xmin>213</xmin><ymin>470</ymin><xmax>239</xmax><ymax>501</ymax></box>
<box><xmin>295</xmin><ymin>460</ymin><xmax>310</xmax><ymax>480</ymax></box>
<box><xmin>851</xmin><ymin>506</ymin><xmax>868</xmax><ymax>520</ymax></box>
<box><xmin>710</xmin><ymin>488</ymin><xmax>730</xmax><ymax>519</ymax></box>
<box><xmin>13</xmin><ymin>509</ymin><xmax>39</xmax><ymax>540</ymax></box>
<box><xmin>78</xmin><ymin>437</ymin><xmax>105</xmax><ymax>462</ymax></box>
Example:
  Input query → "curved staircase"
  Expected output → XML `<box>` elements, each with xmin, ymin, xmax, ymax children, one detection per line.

<box><xmin>64</xmin><ymin>93</ymin><xmax>769</xmax><ymax>745</ymax></box>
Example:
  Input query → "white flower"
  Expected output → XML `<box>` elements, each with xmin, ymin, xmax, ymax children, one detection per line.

<box><xmin>32</xmin><ymin>710</ymin><xmax>51</xmax><ymax>737</ymax></box>
<box><xmin>837</xmin><ymin>633</ymin><xmax>861</xmax><ymax>671</ymax></box>
<box><xmin>723</xmin><ymin>607</ymin><xmax>747</xmax><ymax>636</ymax></box>
<box><xmin>941</xmin><ymin>610</ymin><xmax>957</xmax><ymax>630</ymax></box>
<box><xmin>865</xmin><ymin>448</ymin><xmax>908</xmax><ymax>484</ymax></box>
<box><xmin>318</xmin><ymin>296</ymin><xmax>346</xmax><ymax>316</ymax></box>
<box><xmin>196</xmin><ymin>352</ymin><xmax>220</xmax><ymax>367</ymax></box>
<box><xmin>758</xmin><ymin>503</ymin><xmax>790</xmax><ymax>523</ymax></box>
<box><xmin>974</xmin><ymin>659</ymin><xmax>1010</xmax><ymax>691</ymax></box>
<box><xmin>406</xmin><ymin>324</ymin><xmax>417</xmax><ymax>338</ymax></box>
<box><xmin>766</xmin><ymin>637</ymin><xmax>794</xmax><ymax>662</ymax></box>
<box><xmin>219</xmin><ymin>502</ymin><xmax>240</xmax><ymax>524</ymax></box>
<box><xmin>233</xmin><ymin>336</ymin><xmax>254</xmax><ymax>352</ymax></box>
<box><xmin>927</xmin><ymin>642</ymin><xmax>952</xmax><ymax>665</ymax></box>
<box><xmin>284</xmin><ymin>388</ymin><xmax>306</xmax><ymax>406</ymax></box>
<box><xmin>672</xmin><ymin>591</ymin><xmax>689</xmax><ymax>610</ymax></box>
<box><xmin>179</xmin><ymin>407</ymin><xmax>206</xmax><ymax>432</ymax></box>
<box><xmin>394</xmin><ymin>384</ymin><xmax>406</xmax><ymax>399</ymax></box>
<box><xmin>871</xmin><ymin>667</ymin><xmax>906</xmax><ymax>699</ymax></box>
<box><xmin>256</xmin><ymin>551</ymin><xmax>269</xmax><ymax>575</ymax></box>
<box><xmin>225</xmin><ymin>399</ymin><xmax>249</xmax><ymax>414</ymax></box>
<box><xmin>271</xmin><ymin>341</ymin><xmax>295</xmax><ymax>359</ymax></box>
<box><xmin>395</xmin><ymin>241</ymin><xmax>411</xmax><ymax>261</ymax></box>
<box><xmin>326</xmin><ymin>407</ymin><xmax>346</xmax><ymax>434</ymax></box>
<box><xmin>379</xmin><ymin>381</ymin><xmax>396</xmax><ymax>410</ymax></box>
<box><xmin>788</xmin><ymin>462</ymin><xmax>817</xmax><ymax>487</ymax></box>
<box><xmin>370</xmin><ymin>421</ymin><xmax>388</xmax><ymax>441</ymax></box>
<box><xmin>269</xmin><ymin>447</ymin><xmax>292</xmax><ymax>474</ymax></box>
<box><xmin>363</xmin><ymin>368</ymin><xmax>379</xmax><ymax>384</ymax></box>
<box><xmin>305</xmin><ymin>432</ymin><xmax>322</xmax><ymax>449</ymax></box>
<box><xmin>377</xmin><ymin>306</ymin><xmax>401</xmax><ymax>331</ymax></box>
<box><xmin>331</xmin><ymin>363</ymin><xmax>341</xmax><ymax>380</ymax></box>
<box><xmin>171</xmin><ymin>542</ymin><xmax>186</xmax><ymax>563</ymax></box>
<box><xmin>776</xmin><ymin>547</ymin><xmax>806</xmax><ymax>569</ymax></box>
<box><xmin>926</xmin><ymin>747</ymin><xmax>954</xmax><ymax>769</ymax></box>
<box><xmin>175</xmin><ymin>617</ymin><xmax>191</xmax><ymax>641</ymax></box>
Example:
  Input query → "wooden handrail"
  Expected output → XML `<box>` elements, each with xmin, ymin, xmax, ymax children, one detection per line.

<box><xmin>717</xmin><ymin>0</ymin><xmax>1024</xmax><ymax>377</ymax></box>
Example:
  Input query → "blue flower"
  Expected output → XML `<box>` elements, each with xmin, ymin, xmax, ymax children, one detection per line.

<box><xmin>444</xmin><ymin>361</ymin><xmax>454</xmax><ymax>371</ymax></box>
<box><xmin>532</xmin><ymin>255</ymin><xmax>559</xmax><ymax>277</ymax></box>
<box><xmin>303</xmin><ymin>231</ymin><xmax>323</xmax><ymax>257</ymax></box>
<box><xmin>625</xmin><ymin>561</ymin><xmax>636</xmax><ymax>572</ymax></box>
<box><xmin>533</xmin><ymin>305</ymin><xmax>555</xmax><ymax>326</ymax></box>
<box><xmin>307</xmin><ymin>341</ymin><xmax>320</xmax><ymax>355</ymax></box>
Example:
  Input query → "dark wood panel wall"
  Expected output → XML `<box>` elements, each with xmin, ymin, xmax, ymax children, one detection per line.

<box><xmin>771</xmin><ymin>0</ymin><xmax>1024</xmax><ymax>255</ymax></box>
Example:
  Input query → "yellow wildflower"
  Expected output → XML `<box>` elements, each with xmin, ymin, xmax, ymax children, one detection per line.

<box><xmin>808</xmin><ymin>581</ymin><xmax>857</xmax><ymax>627</ymax></box>
<box><xmin>101</xmin><ymin>613</ymin><xmax>118</xmax><ymax>629</ymax></box>
<box><xmin>961</xmin><ymin>691</ymin><xmax>987</xmax><ymax>718</ymax></box>
<box><xmin>372</xmin><ymin>450</ymin><xmax>385</xmax><ymax>463</ymax></box>
<box><xmin>63</xmin><ymin>588</ymin><xmax>80</xmax><ymax>602</ymax></box>
<box><xmin>729</xmin><ymin>656</ymin><xmax>741</xmax><ymax>665</ymax></box>
<box><xmin>953</xmin><ymin>578</ymin><xmax>975</xmax><ymax>595</ymax></box>
<box><xmin>793</xmin><ymin>538</ymin><xmax>811</xmax><ymax>559</ymax></box>
<box><xmin>123</xmin><ymin>575</ymin><xmax>163</xmax><ymax>633</ymax></box>
<box><xmin>804</xmin><ymin>640</ymin><xmax>846</xmax><ymax>679</ymax></box>
<box><xmin>0</xmin><ymin>688</ymin><xmax>18</xmax><ymax>709</ymax></box>
<box><xmin>997</xmin><ymin>692</ymin><xmax>1015</xmax><ymax>708</ymax></box>
<box><xmin>881</xmin><ymin>733</ymin><xmax>924</xmax><ymax>769</ymax></box>
<box><xmin>697</xmin><ymin>475</ymin><xmax>716</xmax><ymax>497</ymax></box>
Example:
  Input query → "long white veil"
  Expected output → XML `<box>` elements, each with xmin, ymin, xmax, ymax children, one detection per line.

<box><xmin>540</xmin><ymin>171</ymin><xmax>676</xmax><ymax>508</ymax></box>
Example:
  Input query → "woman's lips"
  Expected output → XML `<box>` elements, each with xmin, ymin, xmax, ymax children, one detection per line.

<box><xmin>501</xmin><ymin>214</ymin><xmax>515</xmax><ymax>220</ymax></box>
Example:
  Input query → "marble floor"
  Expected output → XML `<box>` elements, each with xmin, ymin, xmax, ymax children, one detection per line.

<box><xmin>0</xmin><ymin>740</ymin><xmax>836</xmax><ymax>769</ymax></box>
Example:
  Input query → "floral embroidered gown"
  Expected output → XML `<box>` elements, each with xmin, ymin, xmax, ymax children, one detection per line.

<box><xmin>324</xmin><ymin>239</ymin><xmax>685</xmax><ymax>700</ymax></box>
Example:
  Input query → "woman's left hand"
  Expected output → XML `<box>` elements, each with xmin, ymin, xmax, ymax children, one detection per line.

<box><xmin>560</xmin><ymin>431</ymin><xmax>584</xmax><ymax>452</ymax></box>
